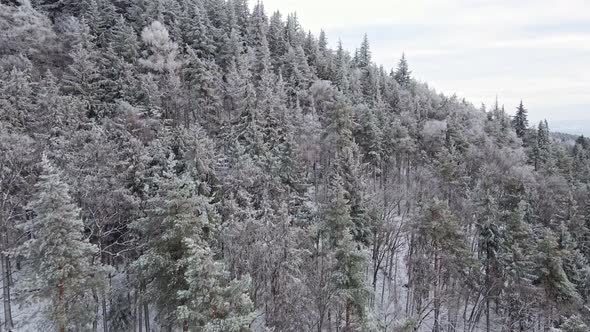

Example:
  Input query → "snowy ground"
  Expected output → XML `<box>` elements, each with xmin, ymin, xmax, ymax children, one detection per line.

<box><xmin>2</xmin><ymin>259</ymin><xmax>544</xmax><ymax>332</ymax></box>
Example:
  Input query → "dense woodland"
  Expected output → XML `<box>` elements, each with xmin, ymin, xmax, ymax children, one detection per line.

<box><xmin>1</xmin><ymin>0</ymin><xmax>590</xmax><ymax>331</ymax></box>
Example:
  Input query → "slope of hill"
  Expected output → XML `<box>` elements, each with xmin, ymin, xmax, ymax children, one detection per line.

<box><xmin>1</xmin><ymin>1</ymin><xmax>590</xmax><ymax>331</ymax></box>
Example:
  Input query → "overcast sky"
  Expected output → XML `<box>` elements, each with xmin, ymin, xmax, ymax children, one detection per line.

<box><xmin>259</xmin><ymin>0</ymin><xmax>590</xmax><ymax>135</ymax></box>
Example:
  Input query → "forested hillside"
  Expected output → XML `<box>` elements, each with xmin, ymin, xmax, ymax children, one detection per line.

<box><xmin>1</xmin><ymin>0</ymin><xmax>590</xmax><ymax>331</ymax></box>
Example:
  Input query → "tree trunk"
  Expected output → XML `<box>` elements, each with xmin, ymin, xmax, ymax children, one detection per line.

<box><xmin>462</xmin><ymin>291</ymin><xmax>469</xmax><ymax>331</ymax></box>
<box><xmin>345</xmin><ymin>301</ymin><xmax>351</xmax><ymax>332</ymax></box>
<box><xmin>137</xmin><ymin>288</ymin><xmax>143</xmax><ymax>332</ymax></box>
<box><xmin>144</xmin><ymin>303</ymin><xmax>150</xmax><ymax>332</ymax></box>
<box><xmin>92</xmin><ymin>289</ymin><xmax>99</xmax><ymax>332</ymax></box>
<box><xmin>405</xmin><ymin>234</ymin><xmax>414</xmax><ymax>316</ymax></box>
<box><xmin>485</xmin><ymin>250</ymin><xmax>491</xmax><ymax>332</ymax></box>
<box><xmin>433</xmin><ymin>251</ymin><xmax>440</xmax><ymax>332</ymax></box>
<box><xmin>1</xmin><ymin>253</ymin><xmax>13</xmax><ymax>331</ymax></box>
<box><xmin>380</xmin><ymin>250</ymin><xmax>389</xmax><ymax>307</ymax></box>
<box><xmin>59</xmin><ymin>279</ymin><xmax>66</xmax><ymax>332</ymax></box>
<box><xmin>390</xmin><ymin>248</ymin><xmax>397</xmax><ymax>312</ymax></box>
<box><xmin>371</xmin><ymin>233</ymin><xmax>379</xmax><ymax>307</ymax></box>
<box><xmin>131</xmin><ymin>291</ymin><xmax>135</xmax><ymax>332</ymax></box>
<box><xmin>102</xmin><ymin>291</ymin><xmax>108</xmax><ymax>332</ymax></box>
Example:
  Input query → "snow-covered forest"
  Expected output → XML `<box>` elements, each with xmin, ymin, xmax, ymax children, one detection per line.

<box><xmin>1</xmin><ymin>0</ymin><xmax>590</xmax><ymax>331</ymax></box>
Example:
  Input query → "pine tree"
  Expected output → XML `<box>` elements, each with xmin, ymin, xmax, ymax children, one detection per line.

<box><xmin>133</xmin><ymin>154</ymin><xmax>241</xmax><ymax>330</ymax></box>
<box><xmin>177</xmin><ymin>237</ymin><xmax>255</xmax><ymax>331</ymax></box>
<box><xmin>318</xmin><ymin>30</ymin><xmax>328</xmax><ymax>53</ymax></box>
<box><xmin>110</xmin><ymin>14</ymin><xmax>139</xmax><ymax>62</ymax></box>
<box><xmin>534</xmin><ymin>120</ymin><xmax>552</xmax><ymax>171</ymax></box>
<box><xmin>183</xmin><ymin>47</ymin><xmax>223</xmax><ymax>131</ymax></box>
<box><xmin>33</xmin><ymin>70</ymin><xmax>84</xmax><ymax>136</ymax></box>
<box><xmin>500</xmin><ymin>201</ymin><xmax>538</xmax><ymax>331</ymax></box>
<box><xmin>282</xmin><ymin>44</ymin><xmax>312</xmax><ymax>104</ymax></box>
<box><xmin>248</xmin><ymin>1</ymin><xmax>268</xmax><ymax>50</ymax></box>
<box><xmin>322</xmin><ymin>171</ymin><xmax>368</xmax><ymax>331</ymax></box>
<box><xmin>355</xmin><ymin>106</ymin><xmax>382</xmax><ymax>175</ymax></box>
<box><xmin>356</xmin><ymin>33</ymin><xmax>371</xmax><ymax>68</ymax></box>
<box><xmin>513</xmin><ymin>100</ymin><xmax>529</xmax><ymax>138</ymax></box>
<box><xmin>285</xmin><ymin>13</ymin><xmax>303</xmax><ymax>47</ymax></box>
<box><xmin>535</xmin><ymin>229</ymin><xmax>582</xmax><ymax>328</ymax></box>
<box><xmin>267</xmin><ymin>11</ymin><xmax>287</xmax><ymax>69</ymax></box>
<box><xmin>62</xmin><ymin>34</ymin><xmax>101</xmax><ymax>117</ymax></box>
<box><xmin>394</xmin><ymin>53</ymin><xmax>411</xmax><ymax>86</ymax></box>
<box><xmin>315</xmin><ymin>29</ymin><xmax>333</xmax><ymax>81</ymax></box>
<box><xmin>334</xmin><ymin>40</ymin><xmax>350</xmax><ymax>92</ymax></box>
<box><xmin>83</xmin><ymin>0</ymin><xmax>117</xmax><ymax>46</ymax></box>
<box><xmin>18</xmin><ymin>155</ymin><xmax>106</xmax><ymax>332</ymax></box>
<box><xmin>476</xmin><ymin>190</ymin><xmax>502</xmax><ymax>332</ymax></box>
<box><xmin>180</xmin><ymin>1</ymin><xmax>216</xmax><ymax>60</ymax></box>
<box><xmin>228</xmin><ymin>48</ymin><xmax>266</xmax><ymax>160</ymax></box>
<box><xmin>231</xmin><ymin>0</ymin><xmax>250</xmax><ymax>38</ymax></box>
<box><xmin>0</xmin><ymin>65</ymin><xmax>35</xmax><ymax>130</ymax></box>
<box><xmin>304</xmin><ymin>31</ymin><xmax>320</xmax><ymax>69</ymax></box>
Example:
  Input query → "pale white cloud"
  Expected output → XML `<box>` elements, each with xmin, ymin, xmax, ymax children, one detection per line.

<box><xmin>489</xmin><ymin>34</ymin><xmax>590</xmax><ymax>50</ymax></box>
<box><xmin>257</xmin><ymin>0</ymin><xmax>590</xmax><ymax>134</ymax></box>
<box><xmin>260</xmin><ymin>0</ymin><xmax>590</xmax><ymax>31</ymax></box>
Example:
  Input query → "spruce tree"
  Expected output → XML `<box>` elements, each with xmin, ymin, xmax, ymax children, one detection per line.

<box><xmin>285</xmin><ymin>13</ymin><xmax>303</xmax><ymax>47</ymax></box>
<box><xmin>513</xmin><ymin>100</ymin><xmax>529</xmax><ymax>138</ymax></box>
<box><xmin>110</xmin><ymin>14</ymin><xmax>139</xmax><ymax>62</ymax></box>
<box><xmin>534</xmin><ymin>120</ymin><xmax>552</xmax><ymax>171</ymax></box>
<box><xmin>267</xmin><ymin>11</ymin><xmax>287</xmax><ymax>69</ymax></box>
<box><xmin>18</xmin><ymin>155</ymin><xmax>106</xmax><ymax>332</ymax></box>
<box><xmin>357</xmin><ymin>33</ymin><xmax>371</xmax><ymax>68</ymax></box>
<box><xmin>322</xmin><ymin>172</ymin><xmax>368</xmax><ymax>331</ymax></box>
<box><xmin>183</xmin><ymin>47</ymin><xmax>223</xmax><ymax>131</ymax></box>
<box><xmin>500</xmin><ymin>201</ymin><xmax>538</xmax><ymax>331</ymax></box>
<box><xmin>535</xmin><ymin>229</ymin><xmax>582</xmax><ymax>327</ymax></box>
<box><xmin>180</xmin><ymin>1</ymin><xmax>216</xmax><ymax>60</ymax></box>
<box><xmin>62</xmin><ymin>36</ymin><xmax>101</xmax><ymax>108</ymax></box>
<box><xmin>177</xmin><ymin>237</ymin><xmax>255</xmax><ymax>331</ymax></box>
<box><xmin>133</xmin><ymin>154</ymin><xmax>246</xmax><ymax>330</ymax></box>
<box><xmin>316</xmin><ymin>29</ymin><xmax>333</xmax><ymax>80</ymax></box>
<box><xmin>393</xmin><ymin>53</ymin><xmax>411</xmax><ymax>86</ymax></box>
<box><xmin>334</xmin><ymin>40</ymin><xmax>350</xmax><ymax>92</ymax></box>
<box><xmin>0</xmin><ymin>66</ymin><xmax>35</xmax><ymax>130</ymax></box>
